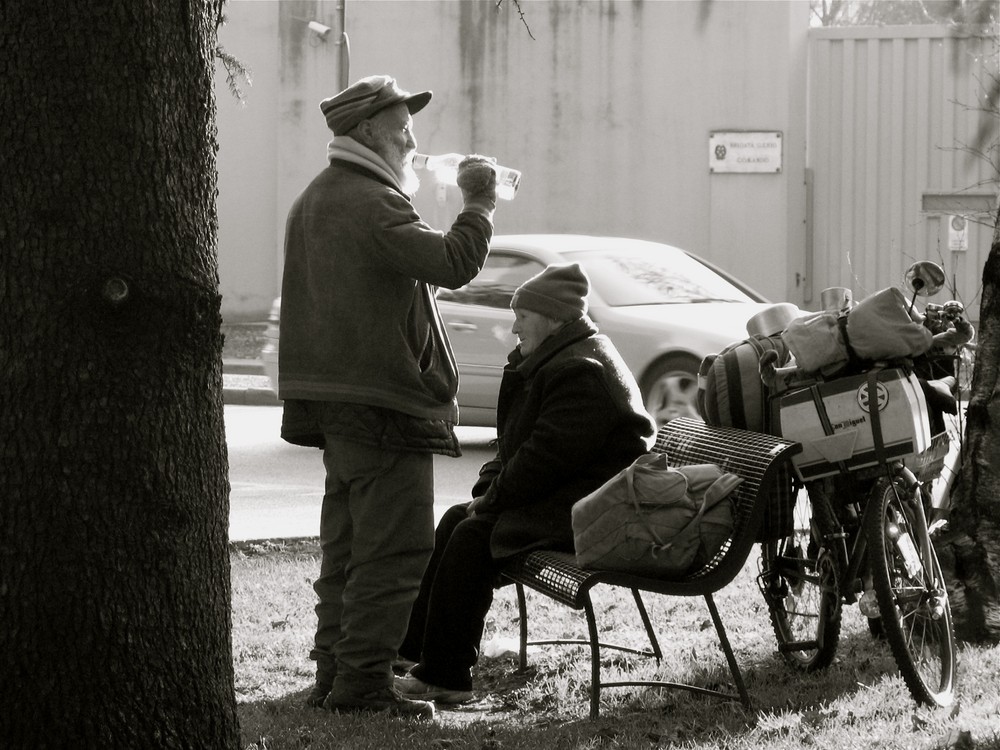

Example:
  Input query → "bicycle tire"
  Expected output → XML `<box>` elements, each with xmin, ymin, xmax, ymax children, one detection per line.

<box><xmin>866</xmin><ymin>477</ymin><xmax>956</xmax><ymax>706</ymax></box>
<box><xmin>759</xmin><ymin>481</ymin><xmax>843</xmax><ymax>671</ymax></box>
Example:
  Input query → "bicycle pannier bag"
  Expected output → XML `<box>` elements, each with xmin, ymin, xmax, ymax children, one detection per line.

<box><xmin>571</xmin><ymin>453</ymin><xmax>743</xmax><ymax>578</ymax></box>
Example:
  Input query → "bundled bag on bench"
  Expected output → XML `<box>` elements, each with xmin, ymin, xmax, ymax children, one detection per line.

<box><xmin>571</xmin><ymin>453</ymin><xmax>743</xmax><ymax>578</ymax></box>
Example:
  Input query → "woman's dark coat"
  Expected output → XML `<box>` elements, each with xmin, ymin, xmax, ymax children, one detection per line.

<box><xmin>472</xmin><ymin>316</ymin><xmax>656</xmax><ymax>559</ymax></box>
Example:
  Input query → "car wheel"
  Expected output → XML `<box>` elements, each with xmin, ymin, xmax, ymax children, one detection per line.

<box><xmin>640</xmin><ymin>354</ymin><xmax>701</xmax><ymax>427</ymax></box>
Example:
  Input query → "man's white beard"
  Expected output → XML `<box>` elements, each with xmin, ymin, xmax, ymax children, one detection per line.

<box><xmin>371</xmin><ymin>127</ymin><xmax>420</xmax><ymax>195</ymax></box>
<box><xmin>399</xmin><ymin>161</ymin><xmax>420</xmax><ymax>196</ymax></box>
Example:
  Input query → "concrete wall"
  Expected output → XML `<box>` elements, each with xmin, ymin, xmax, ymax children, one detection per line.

<box><xmin>214</xmin><ymin>1</ymin><xmax>282</xmax><ymax>317</ymax></box>
<box><xmin>214</xmin><ymin>0</ymin><xmax>810</xmax><ymax>320</ymax></box>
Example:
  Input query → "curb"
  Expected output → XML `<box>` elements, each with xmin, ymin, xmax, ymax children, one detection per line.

<box><xmin>225</xmin><ymin>358</ymin><xmax>268</xmax><ymax>375</ymax></box>
<box><xmin>223</xmin><ymin>358</ymin><xmax>281</xmax><ymax>407</ymax></box>
<box><xmin>223</xmin><ymin>387</ymin><xmax>281</xmax><ymax>407</ymax></box>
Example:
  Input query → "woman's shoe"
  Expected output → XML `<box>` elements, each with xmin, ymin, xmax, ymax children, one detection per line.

<box><xmin>394</xmin><ymin>673</ymin><xmax>474</xmax><ymax>704</ymax></box>
<box><xmin>392</xmin><ymin>657</ymin><xmax>418</xmax><ymax>675</ymax></box>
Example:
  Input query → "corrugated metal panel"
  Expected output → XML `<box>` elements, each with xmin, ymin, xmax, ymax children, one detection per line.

<box><xmin>807</xmin><ymin>25</ymin><xmax>997</xmax><ymax>320</ymax></box>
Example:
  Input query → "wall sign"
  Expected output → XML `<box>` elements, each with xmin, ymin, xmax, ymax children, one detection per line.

<box><xmin>709</xmin><ymin>131</ymin><xmax>782</xmax><ymax>173</ymax></box>
<box><xmin>948</xmin><ymin>215</ymin><xmax>968</xmax><ymax>252</ymax></box>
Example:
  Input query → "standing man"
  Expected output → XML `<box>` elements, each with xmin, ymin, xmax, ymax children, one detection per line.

<box><xmin>278</xmin><ymin>75</ymin><xmax>498</xmax><ymax>720</ymax></box>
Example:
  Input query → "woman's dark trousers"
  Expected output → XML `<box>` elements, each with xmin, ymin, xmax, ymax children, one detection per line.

<box><xmin>399</xmin><ymin>503</ymin><xmax>499</xmax><ymax>691</ymax></box>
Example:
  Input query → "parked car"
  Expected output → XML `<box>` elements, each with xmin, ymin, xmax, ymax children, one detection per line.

<box><xmin>261</xmin><ymin>234</ymin><xmax>774</xmax><ymax>426</ymax></box>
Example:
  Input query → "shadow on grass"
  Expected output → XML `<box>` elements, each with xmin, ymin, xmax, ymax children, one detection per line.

<box><xmin>233</xmin><ymin>541</ymin><xmax>993</xmax><ymax>749</ymax></box>
<box><xmin>237</xmin><ymin>621</ymin><xmax>917</xmax><ymax>750</ymax></box>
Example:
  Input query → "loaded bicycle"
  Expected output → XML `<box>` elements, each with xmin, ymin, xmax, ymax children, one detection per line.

<box><xmin>754</xmin><ymin>261</ymin><xmax>973</xmax><ymax>707</ymax></box>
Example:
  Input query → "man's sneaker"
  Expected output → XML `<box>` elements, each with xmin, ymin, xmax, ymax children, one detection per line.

<box><xmin>394</xmin><ymin>673</ymin><xmax>474</xmax><ymax>705</ymax></box>
<box><xmin>306</xmin><ymin>681</ymin><xmax>332</xmax><ymax>708</ymax></box>
<box><xmin>323</xmin><ymin>684</ymin><xmax>435</xmax><ymax>720</ymax></box>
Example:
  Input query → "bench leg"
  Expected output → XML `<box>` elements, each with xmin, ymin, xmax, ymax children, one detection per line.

<box><xmin>514</xmin><ymin>583</ymin><xmax>604</xmax><ymax>718</ymax></box>
<box><xmin>704</xmin><ymin>593</ymin><xmax>751</xmax><ymax>709</ymax></box>
<box><xmin>631</xmin><ymin>589</ymin><xmax>663</xmax><ymax>661</ymax></box>
<box><xmin>515</xmin><ymin>583</ymin><xmax>529</xmax><ymax>671</ymax></box>
<box><xmin>583</xmin><ymin>594</ymin><xmax>602</xmax><ymax>720</ymax></box>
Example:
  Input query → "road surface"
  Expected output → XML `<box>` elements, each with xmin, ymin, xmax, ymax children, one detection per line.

<box><xmin>225</xmin><ymin>405</ymin><xmax>496</xmax><ymax>541</ymax></box>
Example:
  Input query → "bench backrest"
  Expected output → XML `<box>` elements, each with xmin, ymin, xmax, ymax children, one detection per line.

<box><xmin>650</xmin><ymin>417</ymin><xmax>800</xmax><ymax>585</ymax></box>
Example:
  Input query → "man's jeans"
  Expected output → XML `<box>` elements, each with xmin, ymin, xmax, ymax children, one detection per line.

<box><xmin>311</xmin><ymin>436</ymin><xmax>435</xmax><ymax>694</ymax></box>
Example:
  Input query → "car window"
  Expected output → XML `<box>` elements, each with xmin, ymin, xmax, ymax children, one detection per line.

<box><xmin>566</xmin><ymin>248</ymin><xmax>759</xmax><ymax>306</ymax></box>
<box><xmin>437</xmin><ymin>253</ymin><xmax>545</xmax><ymax>308</ymax></box>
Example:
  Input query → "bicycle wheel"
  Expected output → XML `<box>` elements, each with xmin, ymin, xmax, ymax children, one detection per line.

<box><xmin>866</xmin><ymin>477</ymin><xmax>956</xmax><ymax>706</ymax></box>
<box><xmin>759</xmin><ymin>481</ymin><xmax>843</xmax><ymax>671</ymax></box>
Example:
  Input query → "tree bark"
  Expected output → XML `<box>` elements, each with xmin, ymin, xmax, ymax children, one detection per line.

<box><xmin>0</xmin><ymin>3</ymin><xmax>239</xmax><ymax>747</ymax></box>
<box><xmin>942</xmin><ymin>197</ymin><xmax>1000</xmax><ymax>644</ymax></box>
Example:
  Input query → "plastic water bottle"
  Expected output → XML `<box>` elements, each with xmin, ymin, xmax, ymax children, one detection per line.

<box><xmin>412</xmin><ymin>152</ymin><xmax>521</xmax><ymax>200</ymax></box>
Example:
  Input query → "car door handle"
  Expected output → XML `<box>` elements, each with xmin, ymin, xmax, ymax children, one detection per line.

<box><xmin>447</xmin><ymin>322</ymin><xmax>478</xmax><ymax>332</ymax></box>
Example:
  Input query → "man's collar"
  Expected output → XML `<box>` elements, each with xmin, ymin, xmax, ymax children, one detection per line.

<box><xmin>326</xmin><ymin>135</ymin><xmax>406</xmax><ymax>194</ymax></box>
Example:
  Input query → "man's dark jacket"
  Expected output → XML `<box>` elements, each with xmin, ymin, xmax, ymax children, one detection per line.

<box><xmin>472</xmin><ymin>316</ymin><xmax>655</xmax><ymax>559</ymax></box>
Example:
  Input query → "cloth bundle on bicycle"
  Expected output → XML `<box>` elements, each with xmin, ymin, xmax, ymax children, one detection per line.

<box><xmin>697</xmin><ymin>333</ymin><xmax>790</xmax><ymax>432</ymax></box>
<box><xmin>571</xmin><ymin>453</ymin><xmax>742</xmax><ymax>578</ymax></box>
<box><xmin>696</xmin><ymin>333</ymin><xmax>797</xmax><ymax>542</ymax></box>
<box><xmin>783</xmin><ymin>287</ymin><xmax>934</xmax><ymax>374</ymax></box>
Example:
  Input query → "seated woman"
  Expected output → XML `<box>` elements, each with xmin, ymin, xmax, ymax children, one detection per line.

<box><xmin>395</xmin><ymin>262</ymin><xmax>655</xmax><ymax>703</ymax></box>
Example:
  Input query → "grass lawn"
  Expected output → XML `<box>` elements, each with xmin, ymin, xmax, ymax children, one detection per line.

<box><xmin>221</xmin><ymin>322</ymin><xmax>267</xmax><ymax>360</ymax></box>
<box><xmin>232</xmin><ymin>538</ymin><xmax>1000</xmax><ymax>750</ymax></box>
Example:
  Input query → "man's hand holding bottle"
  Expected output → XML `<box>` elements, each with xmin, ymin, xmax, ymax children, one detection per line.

<box><xmin>457</xmin><ymin>155</ymin><xmax>498</xmax><ymax>213</ymax></box>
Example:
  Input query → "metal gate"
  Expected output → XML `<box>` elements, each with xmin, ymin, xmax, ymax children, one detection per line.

<box><xmin>806</xmin><ymin>25</ymin><xmax>997</xmax><ymax>319</ymax></box>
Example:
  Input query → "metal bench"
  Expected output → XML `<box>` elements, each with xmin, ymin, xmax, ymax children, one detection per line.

<box><xmin>499</xmin><ymin>417</ymin><xmax>801</xmax><ymax>718</ymax></box>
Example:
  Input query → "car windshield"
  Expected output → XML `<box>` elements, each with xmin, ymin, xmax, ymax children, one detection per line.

<box><xmin>564</xmin><ymin>247</ymin><xmax>758</xmax><ymax>306</ymax></box>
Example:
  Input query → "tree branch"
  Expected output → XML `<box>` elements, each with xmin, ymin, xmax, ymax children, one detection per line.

<box><xmin>495</xmin><ymin>0</ymin><xmax>534</xmax><ymax>40</ymax></box>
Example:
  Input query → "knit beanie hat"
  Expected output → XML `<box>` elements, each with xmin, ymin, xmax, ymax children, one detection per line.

<box><xmin>510</xmin><ymin>263</ymin><xmax>590</xmax><ymax>321</ymax></box>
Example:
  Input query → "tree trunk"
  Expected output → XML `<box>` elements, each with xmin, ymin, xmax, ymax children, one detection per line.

<box><xmin>0</xmin><ymin>3</ymin><xmax>239</xmax><ymax>747</ymax></box>
<box><xmin>941</xmin><ymin>197</ymin><xmax>1000</xmax><ymax>644</ymax></box>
